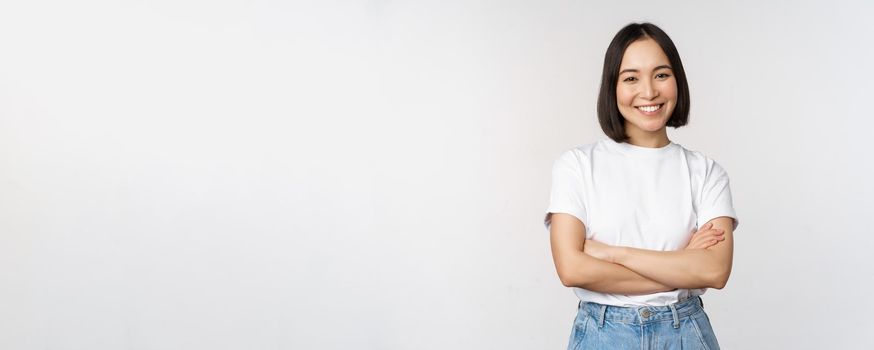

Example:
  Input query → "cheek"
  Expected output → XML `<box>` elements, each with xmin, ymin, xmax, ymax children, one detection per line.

<box><xmin>615</xmin><ymin>88</ymin><xmax>634</xmax><ymax>106</ymax></box>
<box><xmin>663</xmin><ymin>81</ymin><xmax>679</xmax><ymax>100</ymax></box>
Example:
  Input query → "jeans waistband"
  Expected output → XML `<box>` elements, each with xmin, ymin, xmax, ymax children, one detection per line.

<box><xmin>578</xmin><ymin>296</ymin><xmax>704</xmax><ymax>326</ymax></box>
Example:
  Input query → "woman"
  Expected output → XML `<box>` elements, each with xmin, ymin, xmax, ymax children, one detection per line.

<box><xmin>544</xmin><ymin>22</ymin><xmax>738</xmax><ymax>349</ymax></box>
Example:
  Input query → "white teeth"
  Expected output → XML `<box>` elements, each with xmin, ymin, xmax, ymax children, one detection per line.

<box><xmin>637</xmin><ymin>104</ymin><xmax>662</xmax><ymax>113</ymax></box>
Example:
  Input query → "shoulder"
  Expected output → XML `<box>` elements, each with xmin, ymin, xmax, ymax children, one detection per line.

<box><xmin>554</xmin><ymin>140</ymin><xmax>607</xmax><ymax>163</ymax></box>
<box><xmin>550</xmin><ymin>141</ymin><xmax>604</xmax><ymax>175</ymax></box>
<box><xmin>675</xmin><ymin>144</ymin><xmax>731</xmax><ymax>177</ymax></box>
<box><xmin>549</xmin><ymin>141</ymin><xmax>605</xmax><ymax>178</ymax></box>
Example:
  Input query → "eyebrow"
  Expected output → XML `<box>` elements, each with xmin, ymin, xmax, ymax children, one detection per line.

<box><xmin>619</xmin><ymin>65</ymin><xmax>673</xmax><ymax>75</ymax></box>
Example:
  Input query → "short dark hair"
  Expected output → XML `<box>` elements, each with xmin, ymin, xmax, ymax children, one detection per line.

<box><xmin>597</xmin><ymin>22</ymin><xmax>690</xmax><ymax>143</ymax></box>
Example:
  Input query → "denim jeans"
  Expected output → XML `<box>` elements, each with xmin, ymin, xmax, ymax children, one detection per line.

<box><xmin>567</xmin><ymin>296</ymin><xmax>720</xmax><ymax>350</ymax></box>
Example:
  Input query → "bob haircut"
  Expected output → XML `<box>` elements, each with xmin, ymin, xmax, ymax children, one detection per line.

<box><xmin>597</xmin><ymin>22</ymin><xmax>690</xmax><ymax>143</ymax></box>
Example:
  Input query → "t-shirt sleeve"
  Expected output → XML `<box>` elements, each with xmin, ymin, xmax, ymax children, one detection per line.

<box><xmin>697</xmin><ymin>160</ymin><xmax>739</xmax><ymax>231</ymax></box>
<box><xmin>544</xmin><ymin>150</ymin><xmax>588</xmax><ymax>230</ymax></box>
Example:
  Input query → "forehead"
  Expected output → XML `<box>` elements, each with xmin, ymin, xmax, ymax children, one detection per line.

<box><xmin>619</xmin><ymin>38</ymin><xmax>670</xmax><ymax>71</ymax></box>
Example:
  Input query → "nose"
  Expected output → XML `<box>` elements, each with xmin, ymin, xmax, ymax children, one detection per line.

<box><xmin>640</xmin><ymin>79</ymin><xmax>659</xmax><ymax>99</ymax></box>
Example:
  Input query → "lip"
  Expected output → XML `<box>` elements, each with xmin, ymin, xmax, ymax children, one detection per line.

<box><xmin>635</xmin><ymin>103</ymin><xmax>664</xmax><ymax>116</ymax></box>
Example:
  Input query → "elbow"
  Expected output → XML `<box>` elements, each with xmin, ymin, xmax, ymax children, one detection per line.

<box><xmin>554</xmin><ymin>253</ymin><xmax>600</xmax><ymax>288</ymax></box>
<box><xmin>557</xmin><ymin>268</ymin><xmax>583</xmax><ymax>288</ymax></box>
<box><xmin>709</xmin><ymin>278</ymin><xmax>727</xmax><ymax>290</ymax></box>
<box><xmin>706</xmin><ymin>271</ymin><xmax>731</xmax><ymax>290</ymax></box>
<box><xmin>699</xmin><ymin>255</ymin><xmax>732</xmax><ymax>289</ymax></box>
<box><xmin>560</xmin><ymin>274</ymin><xmax>593</xmax><ymax>289</ymax></box>
<box><xmin>555</xmin><ymin>263</ymin><xmax>590</xmax><ymax>288</ymax></box>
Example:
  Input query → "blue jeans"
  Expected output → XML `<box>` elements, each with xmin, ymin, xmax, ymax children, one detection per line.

<box><xmin>567</xmin><ymin>296</ymin><xmax>720</xmax><ymax>349</ymax></box>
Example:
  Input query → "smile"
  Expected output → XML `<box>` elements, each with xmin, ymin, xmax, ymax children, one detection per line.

<box><xmin>636</xmin><ymin>104</ymin><xmax>663</xmax><ymax>114</ymax></box>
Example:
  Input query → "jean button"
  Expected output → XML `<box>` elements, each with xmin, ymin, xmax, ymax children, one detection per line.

<box><xmin>640</xmin><ymin>309</ymin><xmax>651</xmax><ymax>318</ymax></box>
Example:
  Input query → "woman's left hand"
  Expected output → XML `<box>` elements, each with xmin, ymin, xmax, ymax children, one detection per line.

<box><xmin>583</xmin><ymin>239</ymin><xmax>617</xmax><ymax>263</ymax></box>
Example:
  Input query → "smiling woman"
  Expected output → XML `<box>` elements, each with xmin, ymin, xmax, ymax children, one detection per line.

<box><xmin>545</xmin><ymin>23</ymin><xmax>738</xmax><ymax>349</ymax></box>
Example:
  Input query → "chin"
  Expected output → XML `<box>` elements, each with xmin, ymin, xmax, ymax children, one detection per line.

<box><xmin>645</xmin><ymin>124</ymin><xmax>668</xmax><ymax>131</ymax></box>
<box><xmin>631</xmin><ymin>120</ymin><xmax>668</xmax><ymax>132</ymax></box>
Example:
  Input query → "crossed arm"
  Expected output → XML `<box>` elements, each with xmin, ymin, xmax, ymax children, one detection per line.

<box><xmin>548</xmin><ymin>213</ymin><xmax>735</xmax><ymax>295</ymax></box>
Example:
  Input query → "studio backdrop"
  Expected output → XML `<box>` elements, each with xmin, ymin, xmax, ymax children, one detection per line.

<box><xmin>0</xmin><ymin>0</ymin><xmax>871</xmax><ymax>349</ymax></box>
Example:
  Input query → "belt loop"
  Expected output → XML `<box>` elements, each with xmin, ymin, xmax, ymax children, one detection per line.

<box><xmin>598</xmin><ymin>305</ymin><xmax>607</xmax><ymax>328</ymax></box>
<box><xmin>669</xmin><ymin>304</ymin><xmax>680</xmax><ymax>329</ymax></box>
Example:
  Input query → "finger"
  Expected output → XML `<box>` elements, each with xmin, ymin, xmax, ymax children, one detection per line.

<box><xmin>698</xmin><ymin>229</ymin><xmax>723</xmax><ymax>238</ymax></box>
<box><xmin>691</xmin><ymin>232</ymin><xmax>722</xmax><ymax>247</ymax></box>
<box><xmin>693</xmin><ymin>236</ymin><xmax>713</xmax><ymax>246</ymax></box>
<box><xmin>696</xmin><ymin>230</ymin><xmax>719</xmax><ymax>239</ymax></box>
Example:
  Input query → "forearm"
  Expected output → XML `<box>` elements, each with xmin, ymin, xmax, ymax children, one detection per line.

<box><xmin>562</xmin><ymin>252</ymin><xmax>676</xmax><ymax>295</ymax></box>
<box><xmin>613</xmin><ymin>247</ymin><xmax>729</xmax><ymax>289</ymax></box>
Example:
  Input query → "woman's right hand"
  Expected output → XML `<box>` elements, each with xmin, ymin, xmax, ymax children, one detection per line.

<box><xmin>685</xmin><ymin>222</ymin><xmax>725</xmax><ymax>250</ymax></box>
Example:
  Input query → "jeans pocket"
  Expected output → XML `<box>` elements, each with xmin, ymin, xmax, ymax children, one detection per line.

<box><xmin>689</xmin><ymin>311</ymin><xmax>721</xmax><ymax>350</ymax></box>
<box><xmin>568</xmin><ymin>312</ymin><xmax>590</xmax><ymax>350</ymax></box>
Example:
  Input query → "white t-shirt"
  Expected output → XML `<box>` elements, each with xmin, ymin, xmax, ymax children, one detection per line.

<box><xmin>544</xmin><ymin>138</ymin><xmax>739</xmax><ymax>307</ymax></box>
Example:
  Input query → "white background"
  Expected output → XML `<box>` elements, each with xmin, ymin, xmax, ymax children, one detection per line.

<box><xmin>1</xmin><ymin>0</ymin><xmax>872</xmax><ymax>349</ymax></box>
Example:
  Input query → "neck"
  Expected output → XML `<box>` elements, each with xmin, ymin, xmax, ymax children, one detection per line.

<box><xmin>626</xmin><ymin>127</ymin><xmax>670</xmax><ymax>148</ymax></box>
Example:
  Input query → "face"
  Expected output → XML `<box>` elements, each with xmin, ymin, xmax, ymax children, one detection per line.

<box><xmin>616</xmin><ymin>38</ymin><xmax>678</xmax><ymax>138</ymax></box>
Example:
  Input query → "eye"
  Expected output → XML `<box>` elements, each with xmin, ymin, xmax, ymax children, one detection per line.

<box><xmin>656</xmin><ymin>73</ymin><xmax>671</xmax><ymax>79</ymax></box>
<box><xmin>622</xmin><ymin>76</ymin><xmax>637</xmax><ymax>82</ymax></box>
